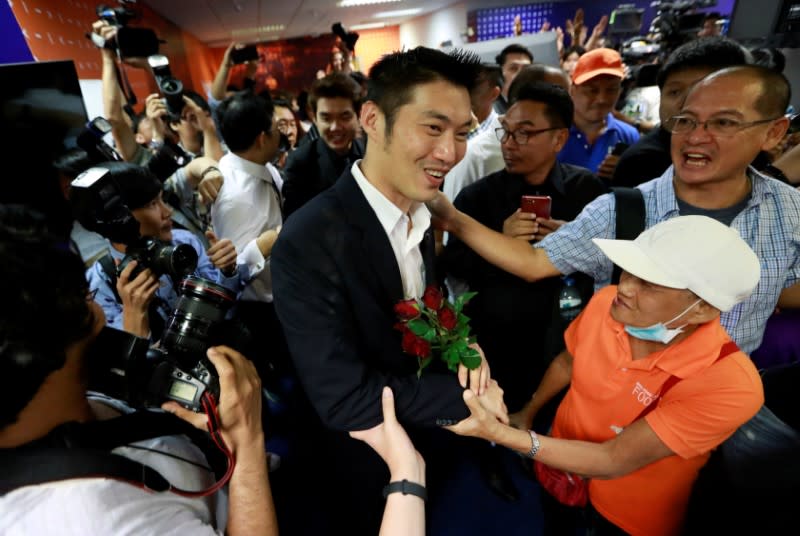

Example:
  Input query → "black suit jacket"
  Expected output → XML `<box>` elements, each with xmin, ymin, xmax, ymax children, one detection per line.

<box><xmin>272</xmin><ymin>169</ymin><xmax>469</xmax><ymax>432</ymax></box>
<box><xmin>281</xmin><ymin>137</ymin><xmax>365</xmax><ymax>220</ymax></box>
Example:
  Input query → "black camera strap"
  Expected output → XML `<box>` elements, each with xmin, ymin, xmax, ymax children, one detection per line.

<box><xmin>0</xmin><ymin>411</ymin><xmax>227</xmax><ymax>497</ymax></box>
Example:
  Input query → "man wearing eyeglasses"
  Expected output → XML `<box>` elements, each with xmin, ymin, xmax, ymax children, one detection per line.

<box><xmin>442</xmin><ymin>82</ymin><xmax>606</xmax><ymax>414</ymax></box>
<box><xmin>558</xmin><ymin>48</ymin><xmax>639</xmax><ymax>181</ymax></box>
<box><xmin>429</xmin><ymin>65</ymin><xmax>800</xmax><ymax>356</ymax></box>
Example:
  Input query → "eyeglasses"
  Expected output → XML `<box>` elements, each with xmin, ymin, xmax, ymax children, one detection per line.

<box><xmin>664</xmin><ymin>115</ymin><xmax>780</xmax><ymax>137</ymax></box>
<box><xmin>495</xmin><ymin>125</ymin><xmax>561</xmax><ymax>145</ymax></box>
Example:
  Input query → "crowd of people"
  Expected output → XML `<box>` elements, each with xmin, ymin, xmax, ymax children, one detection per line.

<box><xmin>2</xmin><ymin>6</ymin><xmax>800</xmax><ymax>536</ymax></box>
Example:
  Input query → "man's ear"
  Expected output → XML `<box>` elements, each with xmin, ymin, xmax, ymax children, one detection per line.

<box><xmin>552</xmin><ymin>127</ymin><xmax>570</xmax><ymax>153</ymax></box>
<box><xmin>761</xmin><ymin>116</ymin><xmax>790</xmax><ymax>152</ymax></box>
<box><xmin>489</xmin><ymin>85</ymin><xmax>501</xmax><ymax>103</ymax></box>
<box><xmin>359</xmin><ymin>100</ymin><xmax>383</xmax><ymax>143</ymax></box>
<box><xmin>687</xmin><ymin>300</ymin><xmax>720</xmax><ymax>326</ymax></box>
<box><xmin>135</xmin><ymin>132</ymin><xmax>147</xmax><ymax>145</ymax></box>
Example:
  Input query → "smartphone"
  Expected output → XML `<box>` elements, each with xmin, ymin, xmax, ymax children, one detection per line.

<box><xmin>231</xmin><ymin>45</ymin><xmax>259</xmax><ymax>64</ymax></box>
<box><xmin>609</xmin><ymin>142</ymin><xmax>630</xmax><ymax>156</ymax></box>
<box><xmin>520</xmin><ymin>195</ymin><xmax>552</xmax><ymax>219</ymax></box>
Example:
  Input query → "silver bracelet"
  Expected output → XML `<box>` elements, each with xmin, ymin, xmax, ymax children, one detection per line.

<box><xmin>526</xmin><ymin>429</ymin><xmax>541</xmax><ymax>459</ymax></box>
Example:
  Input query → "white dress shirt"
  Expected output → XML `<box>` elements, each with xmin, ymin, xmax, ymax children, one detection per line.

<box><xmin>351</xmin><ymin>161</ymin><xmax>430</xmax><ymax>299</ymax></box>
<box><xmin>443</xmin><ymin>113</ymin><xmax>505</xmax><ymax>202</ymax></box>
<box><xmin>211</xmin><ymin>152</ymin><xmax>283</xmax><ymax>302</ymax></box>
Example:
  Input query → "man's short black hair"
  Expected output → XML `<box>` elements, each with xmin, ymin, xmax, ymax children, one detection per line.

<box><xmin>217</xmin><ymin>91</ymin><xmax>276</xmax><ymax>153</ymax></box>
<box><xmin>656</xmin><ymin>36</ymin><xmax>749</xmax><ymax>89</ymax></box>
<box><xmin>476</xmin><ymin>63</ymin><xmax>503</xmax><ymax>91</ymax></box>
<box><xmin>495</xmin><ymin>44</ymin><xmax>533</xmax><ymax>67</ymax></box>
<box><xmin>131</xmin><ymin>113</ymin><xmax>148</xmax><ymax>136</ymax></box>
<box><xmin>367</xmin><ymin>47</ymin><xmax>482</xmax><ymax>138</ymax></box>
<box><xmin>53</xmin><ymin>148</ymin><xmax>94</xmax><ymax>181</ymax></box>
<box><xmin>512</xmin><ymin>82</ymin><xmax>574</xmax><ymax>129</ymax></box>
<box><xmin>183</xmin><ymin>90</ymin><xmax>211</xmax><ymax>114</ymax></box>
<box><xmin>309</xmin><ymin>73</ymin><xmax>362</xmax><ymax>116</ymax></box>
<box><xmin>705</xmin><ymin>65</ymin><xmax>791</xmax><ymax>119</ymax></box>
<box><xmin>508</xmin><ymin>64</ymin><xmax>570</xmax><ymax>102</ymax></box>
<box><xmin>96</xmin><ymin>161</ymin><xmax>163</xmax><ymax>211</ymax></box>
<box><xmin>750</xmin><ymin>47</ymin><xmax>786</xmax><ymax>74</ymax></box>
<box><xmin>0</xmin><ymin>205</ymin><xmax>93</xmax><ymax>430</ymax></box>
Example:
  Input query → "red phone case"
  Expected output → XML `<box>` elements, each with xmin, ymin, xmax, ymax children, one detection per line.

<box><xmin>520</xmin><ymin>196</ymin><xmax>551</xmax><ymax>219</ymax></box>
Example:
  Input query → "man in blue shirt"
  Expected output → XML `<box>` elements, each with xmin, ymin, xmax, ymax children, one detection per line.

<box><xmin>559</xmin><ymin>48</ymin><xmax>639</xmax><ymax>181</ymax></box>
<box><xmin>429</xmin><ymin>65</ymin><xmax>800</xmax><ymax>356</ymax></box>
<box><xmin>82</xmin><ymin>162</ymin><xmax>244</xmax><ymax>339</ymax></box>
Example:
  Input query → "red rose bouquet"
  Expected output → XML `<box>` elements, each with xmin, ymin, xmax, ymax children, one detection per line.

<box><xmin>394</xmin><ymin>285</ymin><xmax>481</xmax><ymax>377</ymax></box>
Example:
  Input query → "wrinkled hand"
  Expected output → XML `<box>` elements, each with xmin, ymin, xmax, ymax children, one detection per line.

<box><xmin>206</xmin><ymin>230</ymin><xmax>237</xmax><ymax>275</ymax></box>
<box><xmin>446</xmin><ymin>386</ymin><xmax>508</xmax><ymax>439</ymax></box>
<box><xmin>425</xmin><ymin>191</ymin><xmax>459</xmax><ymax>233</ymax></box>
<box><xmin>477</xmin><ymin>379</ymin><xmax>509</xmax><ymax>424</ymax></box>
<box><xmin>458</xmin><ymin>343</ymin><xmax>490</xmax><ymax>396</ymax></box>
<box><xmin>350</xmin><ymin>387</ymin><xmax>426</xmax><ymax>483</ymax></box>
<box><xmin>503</xmin><ymin>208</ymin><xmax>538</xmax><ymax>241</ymax></box>
<box><xmin>534</xmin><ymin>217</ymin><xmax>566</xmax><ymax>241</ymax></box>
<box><xmin>163</xmin><ymin>346</ymin><xmax>263</xmax><ymax>450</ymax></box>
<box><xmin>199</xmin><ymin>172</ymin><xmax>224</xmax><ymax>203</ymax></box>
<box><xmin>116</xmin><ymin>260</ymin><xmax>159</xmax><ymax>316</ymax></box>
<box><xmin>597</xmin><ymin>154</ymin><xmax>620</xmax><ymax>180</ymax></box>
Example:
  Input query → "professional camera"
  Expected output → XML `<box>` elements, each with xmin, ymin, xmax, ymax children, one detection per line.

<box><xmin>89</xmin><ymin>1</ymin><xmax>160</xmax><ymax>58</ymax></box>
<box><xmin>69</xmin><ymin>166</ymin><xmax>197</xmax><ymax>280</ymax></box>
<box><xmin>77</xmin><ymin>116</ymin><xmax>123</xmax><ymax>164</ymax></box>
<box><xmin>332</xmin><ymin>22</ymin><xmax>359</xmax><ymax>52</ymax></box>
<box><xmin>147</xmin><ymin>54</ymin><xmax>185</xmax><ymax>118</ymax></box>
<box><xmin>87</xmin><ymin>276</ymin><xmax>239</xmax><ymax>411</ymax></box>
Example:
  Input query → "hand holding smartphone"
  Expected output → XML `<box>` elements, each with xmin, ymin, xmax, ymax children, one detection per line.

<box><xmin>520</xmin><ymin>195</ymin><xmax>552</xmax><ymax>219</ymax></box>
<box><xmin>231</xmin><ymin>45</ymin><xmax>259</xmax><ymax>64</ymax></box>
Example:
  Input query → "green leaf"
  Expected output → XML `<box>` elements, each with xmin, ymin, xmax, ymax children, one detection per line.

<box><xmin>407</xmin><ymin>318</ymin><xmax>430</xmax><ymax>336</ymax></box>
<box><xmin>459</xmin><ymin>291</ymin><xmax>478</xmax><ymax>305</ymax></box>
<box><xmin>461</xmin><ymin>347</ymin><xmax>482</xmax><ymax>370</ymax></box>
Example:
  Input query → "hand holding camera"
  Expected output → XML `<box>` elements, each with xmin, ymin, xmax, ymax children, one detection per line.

<box><xmin>116</xmin><ymin>259</ymin><xmax>160</xmax><ymax>338</ymax></box>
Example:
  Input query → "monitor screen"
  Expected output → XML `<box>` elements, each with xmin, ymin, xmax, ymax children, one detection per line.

<box><xmin>0</xmin><ymin>60</ymin><xmax>88</xmax><ymax>237</ymax></box>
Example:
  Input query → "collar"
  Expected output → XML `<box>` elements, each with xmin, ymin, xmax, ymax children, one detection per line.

<box><xmin>350</xmin><ymin>160</ymin><xmax>431</xmax><ymax>241</ymax></box>
<box><xmin>221</xmin><ymin>152</ymin><xmax>273</xmax><ymax>184</ymax></box>
<box><xmin>570</xmin><ymin>113</ymin><xmax>626</xmax><ymax>137</ymax></box>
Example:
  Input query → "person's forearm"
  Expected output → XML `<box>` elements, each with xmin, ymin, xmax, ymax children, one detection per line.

<box><xmin>778</xmin><ymin>282</ymin><xmax>800</xmax><ymax>308</ymax></box>
<box><xmin>226</xmin><ymin>435</ymin><xmax>278</xmax><ymax>536</ymax></box>
<box><xmin>183</xmin><ymin>156</ymin><xmax>219</xmax><ymax>189</ymax></box>
<box><xmin>203</xmin><ymin>127</ymin><xmax>225</xmax><ymax>162</ymax></box>
<box><xmin>450</xmin><ymin>210</ymin><xmax>559</xmax><ymax>282</ymax></box>
<box><xmin>101</xmin><ymin>52</ymin><xmax>139</xmax><ymax>161</ymax></box>
<box><xmin>122</xmin><ymin>309</ymin><xmax>150</xmax><ymax>339</ymax></box>
<box><xmin>256</xmin><ymin>229</ymin><xmax>280</xmax><ymax>257</ymax></box>
<box><xmin>379</xmin><ymin>461</ymin><xmax>426</xmax><ymax>536</ymax></box>
<box><xmin>523</xmin><ymin>351</ymin><xmax>572</xmax><ymax>420</ymax></box>
<box><xmin>211</xmin><ymin>62</ymin><xmax>232</xmax><ymax>102</ymax></box>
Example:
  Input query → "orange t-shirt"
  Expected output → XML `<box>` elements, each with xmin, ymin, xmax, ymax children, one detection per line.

<box><xmin>552</xmin><ymin>286</ymin><xmax>763</xmax><ymax>536</ymax></box>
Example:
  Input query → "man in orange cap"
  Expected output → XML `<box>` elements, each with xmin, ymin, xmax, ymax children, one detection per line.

<box><xmin>559</xmin><ymin>48</ymin><xmax>639</xmax><ymax>180</ymax></box>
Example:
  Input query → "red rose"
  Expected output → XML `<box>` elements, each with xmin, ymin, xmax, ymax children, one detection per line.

<box><xmin>437</xmin><ymin>306</ymin><xmax>457</xmax><ymax>330</ymax></box>
<box><xmin>394</xmin><ymin>299</ymin><xmax>420</xmax><ymax>320</ymax></box>
<box><xmin>402</xmin><ymin>329</ymin><xmax>431</xmax><ymax>358</ymax></box>
<box><xmin>422</xmin><ymin>286</ymin><xmax>444</xmax><ymax>311</ymax></box>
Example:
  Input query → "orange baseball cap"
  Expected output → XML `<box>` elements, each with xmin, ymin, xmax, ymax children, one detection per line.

<box><xmin>572</xmin><ymin>48</ymin><xmax>624</xmax><ymax>85</ymax></box>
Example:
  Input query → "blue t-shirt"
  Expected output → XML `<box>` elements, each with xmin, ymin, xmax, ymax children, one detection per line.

<box><xmin>558</xmin><ymin>113</ymin><xmax>639</xmax><ymax>173</ymax></box>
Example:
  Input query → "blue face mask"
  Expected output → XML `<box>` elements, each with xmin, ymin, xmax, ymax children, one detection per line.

<box><xmin>624</xmin><ymin>299</ymin><xmax>702</xmax><ymax>344</ymax></box>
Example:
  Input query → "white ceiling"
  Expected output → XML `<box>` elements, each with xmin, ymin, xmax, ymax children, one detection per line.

<box><xmin>142</xmin><ymin>0</ymin><xmax>461</xmax><ymax>47</ymax></box>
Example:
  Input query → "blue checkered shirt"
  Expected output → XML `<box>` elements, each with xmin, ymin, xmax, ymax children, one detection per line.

<box><xmin>536</xmin><ymin>165</ymin><xmax>800</xmax><ymax>354</ymax></box>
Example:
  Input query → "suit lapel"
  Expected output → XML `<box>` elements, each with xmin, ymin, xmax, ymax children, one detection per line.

<box><xmin>335</xmin><ymin>170</ymin><xmax>404</xmax><ymax>304</ymax></box>
<box><xmin>421</xmin><ymin>229</ymin><xmax>436</xmax><ymax>287</ymax></box>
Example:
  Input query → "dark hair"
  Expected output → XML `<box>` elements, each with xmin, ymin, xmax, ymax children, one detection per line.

<box><xmin>96</xmin><ymin>161</ymin><xmax>163</xmax><ymax>211</ymax></box>
<box><xmin>561</xmin><ymin>45</ymin><xmax>586</xmax><ymax>61</ymax></box>
<box><xmin>225</xmin><ymin>83</ymin><xmax>240</xmax><ymax>93</ymax></box>
<box><xmin>131</xmin><ymin>113</ymin><xmax>149</xmax><ymax>136</ymax></box>
<box><xmin>296</xmin><ymin>90</ymin><xmax>311</xmax><ymax>121</ymax></box>
<box><xmin>476</xmin><ymin>63</ymin><xmax>503</xmax><ymax>91</ymax></box>
<box><xmin>0</xmin><ymin>205</ymin><xmax>93</xmax><ymax>430</ymax></box>
<box><xmin>183</xmin><ymin>90</ymin><xmax>211</xmax><ymax>114</ymax></box>
<box><xmin>495</xmin><ymin>44</ymin><xmax>533</xmax><ymax>67</ymax></box>
<box><xmin>657</xmin><ymin>36</ymin><xmax>749</xmax><ymax>89</ymax></box>
<box><xmin>217</xmin><ymin>91</ymin><xmax>276</xmax><ymax>153</ymax></box>
<box><xmin>750</xmin><ymin>47</ymin><xmax>786</xmax><ymax>74</ymax></box>
<box><xmin>350</xmin><ymin>71</ymin><xmax>367</xmax><ymax>86</ymax></box>
<box><xmin>705</xmin><ymin>65</ymin><xmax>791</xmax><ymax>118</ymax></box>
<box><xmin>367</xmin><ymin>47</ymin><xmax>482</xmax><ymax>137</ymax></box>
<box><xmin>511</xmin><ymin>82</ymin><xmax>574</xmax><ymax>129</ymax></box>
<box><xmin>53</xmin><ymin>148</ymin><xmax>94</xmax><ymax>181</ymax></box>
<box><xmin>309</xmin><ymin>73</ymin><xmax>362</xmax><ymax>116</ymax></box>
<box><xmin>508</xmin><ymin>64</ymin><xmax>570</xmax><ymax>102</ymax></box>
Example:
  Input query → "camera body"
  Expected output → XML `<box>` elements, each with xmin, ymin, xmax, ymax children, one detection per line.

<box><xmin>148</xmin><ymin>55</ymin><xmax>185</xmax><ymax>118</ymax></box>
<box><xmin>332</xmin><ymin>22</ymin><xmax>359</xmax><ymax>52</ymax></box>
<box><xmin>77</xmin><ymin>117</ymin><xmax>123</xmax><ymax>164</ymax></box>
<box><xmin>230</xmin><ymin>44</ymin><xmax>259</xmax><ymax>65</ymax></box>
<box><xmin>88</xmin><ymin>277</ymin><xmax>239</xmax><ymax>412</ymax></box>
<box><xmin>92</xmin><ymin>2</ymin><xmax>160</xmax><ymax>58</ymax></box>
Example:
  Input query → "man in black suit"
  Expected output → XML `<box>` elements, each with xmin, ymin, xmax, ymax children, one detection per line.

<box><xmin>272</xmin><ymin>47</ymin><xmax>508</xmax><ymax>535</ymax></box>
<box><xmin>281</xmin><ymin>73</ymin><xmax>365</xmax><ymax>219</ymax></box>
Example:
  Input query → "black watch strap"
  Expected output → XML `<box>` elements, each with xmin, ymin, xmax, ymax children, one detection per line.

<box><xmin>382</xmin><ymin>479</ymin><xmax>427</xmax><ymax>501</ymax></box>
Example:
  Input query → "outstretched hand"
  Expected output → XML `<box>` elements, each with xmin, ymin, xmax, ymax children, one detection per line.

<box><xmin>350</xmin><ymin>387</ymin><xmax>425</xmax><ymax>483</ymax></box>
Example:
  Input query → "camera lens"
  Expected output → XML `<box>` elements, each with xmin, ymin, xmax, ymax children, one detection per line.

<box><xmin>161</xmin><ymin>276</ymin><xmax>236</xmax><ymax>364</ymax></box>
<box><xmin>151</xmin><ymin>242</ymin><xmax>197</xmax><ymax>278</ymax></box>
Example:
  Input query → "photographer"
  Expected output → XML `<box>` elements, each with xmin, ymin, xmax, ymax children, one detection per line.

<box><xmin>82</xmin><ymin>162</ymin><xmax>245</xmax><ymax>339</ymax></box>
<box><xmin>0</xmin><ymin>205</ymin><xmax>276</xmax><ymax>535</ymax></box>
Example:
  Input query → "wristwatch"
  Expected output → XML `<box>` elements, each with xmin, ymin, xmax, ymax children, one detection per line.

<box><xmin>526</xmin><ymin>429</ymin><xmax>541</xmax><ymax>459</ymax></box>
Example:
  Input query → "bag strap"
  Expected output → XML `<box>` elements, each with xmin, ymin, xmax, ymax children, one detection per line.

<box><xmin>611</xmin><ymin>187</ymin><xmax>646</xmax><ymax>284</ymax></box>
<box><xmin>638</xmin><ymin>341</ymin><xmax>740</xmax><ymax>420</ymax></box>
